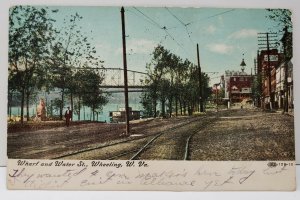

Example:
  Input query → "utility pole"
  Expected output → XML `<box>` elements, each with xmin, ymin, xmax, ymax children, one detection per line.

<box><xmin>256</xmin><ymin>50</ymin><xmax>263</xmax><ymax>109</ymax></box>
<box><xmin>215</xmin><ymin>83</ymin><xmax>219</xmax><ymax>112</ymax></box>
<box><xmin>266</xmin><ymin>33</ymin><xmax>272</xmax><ymax>111</ymax></box>
<box><xmin>258</xmin><ymin>32</ymin><xmax>277</xmax><ymax>111</ymax></box>
<box><xmin>121</xmin><ymin>7</ymin><xmax>130</xmax><ymax>136</ymax></box>
<box><xmin>284</xmin><ymin>49</ymin><xmax>289</xmax><ymax>113</ymax></box>
<box><xmin>197</xmin><ymin>44</ymin><xmax>204</xmax><ymax>112</ymax></box>
<box><xmin>253</xmin><ymin>58</ymin><xmax>257</xmax><ymax>75</ymax></box>
<box><xmin>282</xmin><ymin>26</ymin><xmax>290</xmax><ymax>113</ymax></box>
<box><xmin>253</xmin><ymin>58</ymin><xmax>257</xmax><ymax>107</ymax></box>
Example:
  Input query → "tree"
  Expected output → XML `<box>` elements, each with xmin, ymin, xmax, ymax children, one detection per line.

<box><xmin>72</xmin><ymin>68</ymin><xmax>108</xmax><ymax>121</ymax></box>
<box><xmin>141</xmin><ymin>45</ymin><xmax>210</xmax><ymax>117</ymax></box>
<box><xmin>9</xmin><ymin>6</ymin><xmax>56</xmax><ymax>123</ymax></box>
<box><xmin>173</xmin><ymin>59</ymin><xmax>189</xmax><ymax>115</ymax></box>
<box><xmin>51</xmin><ymin>98</ymin><xmax>63</xmax><ymax>116</ymax></box>
<box><xmin>186</xmin><ymin>64</ymin><xmax>200</xmax><ymax>114</ymax></box>
<box><xmin>141</xmin><ymin>45</ymin><xmax>168</xmax><ymax>118</ymax></box>
<box><xmin>165</xmin><ymin>53</ymin><xmax>179</xmax><ymax>117</ymax></box>
<box><xmin>266</xmin><ymin>9</ymin><xmax>292</xmax><ymax>31</ymax></box>
<box><xmin>140</xmin><ymin>91</ymin><xmax>154</xmax><ymax>117</ymax></box>
<box><xmin>47</xmin><ymin>41</ymin><xmax>72</xmax><ymax>119</ymax></box>
<box><xmin>267</xmin><ymin>9</ymin><xmax>293</xmax><ymax>113</ymax></box>
<box><xmin>47</xmin><ymin>12</ymin><xmax>103</xmax><ymax>119</ymax></box>
<box><xmin>80</xmin><ymin>69</ymin><xmax>108</xmax><ymax>121</ymax></box>
<box><xmin>72</xmin><ymin>70</ymin><xmax>85</xmax><ymax>120</ymax></box>
<box><xmin>7</xmin><ymin>72</ymin><xmax>21</xmax><ymax>120</ymax></box>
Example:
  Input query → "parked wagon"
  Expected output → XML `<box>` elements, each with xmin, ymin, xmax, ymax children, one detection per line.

<box><xmin>109</xmin><ymin>107</ymin><xmax>140</xmax><ymax>123</ymax></box>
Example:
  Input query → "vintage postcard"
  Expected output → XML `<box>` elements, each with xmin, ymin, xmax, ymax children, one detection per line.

<box><xmin>7</xmin><ymin>5</ymin><xmax>295</xmax><ymax>190</ymax></box>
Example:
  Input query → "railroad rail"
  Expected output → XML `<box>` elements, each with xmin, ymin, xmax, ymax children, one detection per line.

<box><xmin>53</xmin><ymin>116</ymin><xmax>217</xmax><ymax>160</ymax></box>
<box><xmin>54</xmin><ymin>115</ymin><xmax>208</xmax><ymax>160</ymax></box>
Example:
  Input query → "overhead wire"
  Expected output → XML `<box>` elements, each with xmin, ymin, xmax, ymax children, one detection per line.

<box><xmin>126</xmin><ymin>8</ymin><xmax>171</xmax><ymax>45</ymax></box>
<box><xmin>188</xmin><ymin>9</ymin><xmax>235</xmax><ymax>25</ymax></box>
<box><xmin>125</xmin><ymin>8</ymin><xmax>158</xmax><ymax>28</ymax></box>
<box><xmin>165</xmin><ymin>7</ymin><xmax>194</xmax><ymax>45</ymax></box>
<box><xmin>125</xmin><ymin>7</ymin><xmax>236</xmax><ymax>69</ymax></box>
<box><xmin>132</xmin><ymin>7</ymin><xmax>195</xmax><ymax>62</ymax></box>
<box><xmin>132</xmin><ymin>7</ymin><xmax>162</xmax><ymax>30</ymax></box>
<box><xmin>163</xmin><ymin>28</ymin><xmax>185</xmax><ymax>49</ymax></box>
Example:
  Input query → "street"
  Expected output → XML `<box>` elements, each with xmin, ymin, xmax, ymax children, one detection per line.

<box><xmin>7</xmin><ymin>108</ymin><xmax>294</xmax><ymax>161</ymax></box>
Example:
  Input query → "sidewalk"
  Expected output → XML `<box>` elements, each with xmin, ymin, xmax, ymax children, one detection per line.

<box><xmin>269</xmin><ymin>109</ymin><xmax>294</xmax><ymax>117</ymax></box>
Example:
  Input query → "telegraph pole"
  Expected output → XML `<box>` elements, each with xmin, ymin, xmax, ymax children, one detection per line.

<box><xmin>266</xmin><ymin>33</ymin><xmax>272</xmax><ymax>110</ymax></box>
<box><xmin>253</xmin><ymin>58</ymin><xmax>257</xmax><ymax>107</ymax></box>
<box><xmin>121</xmin><ymin>7</ymin><xmax>130</xmax><ymax>135</ymax></box>
<box><xmin>282</xmin><ymin>26</ymin><xmax>289</xmax><ymax>113</ymax></box>
<box><xmin>215</xmin><ymin>83</ymin><xmax>219</xmax><ymax>112</ymax></box>
<box><xmin>258</xmin><ymin>32</ymin><xmax>277</xmax><ymax>111</ymax></box>
<box><xmin>197</xmin><ymin>44</ymin><xmax>204</xmax><ymax>112</ymax></box>
<box><xmin>256</xmin><ymin>50</ymin><xmax>263</xmax><ymax>108</ymax></box>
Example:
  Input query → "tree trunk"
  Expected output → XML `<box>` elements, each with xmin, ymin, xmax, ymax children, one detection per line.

<box><xmin>153</xmin><ymin>99</ymin><xmax>157</xmax><ymax>118</ymax></box>
<box><xmin>77</xmin><ymin>97</ymin><xmax>81</xmax><ymax>121</ymax></box>
<box><xmin>60</xmin><ymin>88</ymin><xmax>64</xmax><ymax>120</ymax></box>
<box><xmin>70</xmin><ymin>92</ymin><xmax>73</xmax><ymax>119</ymax></box>
<box><xmin>179</xmin><ymin>99</ymin><xmax>183</xmax><ymax>115</ymax></box>
<box><xmin>188</xmin><ymin>104</ymin><xmax>193</xmax><ymax>116</ymax></box>
<box><xmin>9</xmin><ymin>105</ymin><xmax>12</xmax><ymax>121</ymax></box>
<box><xmin>175</xmin><ymin>98</ymin><xmax>178</xmax><ymax>116</ymax></box>
<box><xmin>168</xmin><ymin>96</ymin><xmax>173</xmax><ymax>117</ymax></box>
<box><xmin>92</xmin><ymin>107</ymin><xmax>95</xmax><ymax>121</ymax></box>
<box><xmin>8</xmin><ymin>92</ymin><xmax>12</xmax><ymax>121</ymax></box>
<box><xmin>20</xmin><ymin>87</ymin><xmax>25</xmax><ymax>124</ymax></box>
<box><xmin>83</xmin><ymin>106</ymin><xmax>85</xmax><ymax>120</ymax></box>
<box><xmin>26</xmin><ymin>90</ymin><xmax>30</xmax><ymax>121</ymax></box>
<box><xmin>161</xmin><ymin>99</ymin><xmax>165</xmax><ymax>117</ymax></box>
<box><xmin>50</xmin><ymin>100</ymin><xmax>53</xmax><ymax>117</ymax></box>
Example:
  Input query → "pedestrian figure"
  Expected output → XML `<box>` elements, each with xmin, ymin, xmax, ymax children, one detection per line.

<box><xmin>65</xmin><ymin>106</ymin><xmax>72</xmax><ymax>127</ymax></box>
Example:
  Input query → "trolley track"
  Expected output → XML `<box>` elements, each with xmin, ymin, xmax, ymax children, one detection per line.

<box><xmin>9</xmin><ymin>116</ymin><xmax>197</xmax><ymax>159</ymax></box>
<box><xmin>55</xmin><ymin>115</ymin><xmax>210</xmax><ymax>160</ymax></box>
<box><xmin>184</xmin><ymin>133</ymin><xmax>194</xmax><ymax>160</ymax></box>
<box><xmin>128</xmin><ymin>116</ymin><xmax>216</xmax><ymax>160</ymax></box>
<box><xmin>132</xmin><ymin>117</ymin><xmax>216</xmax><ymax>160</ymax></box>
<box><xmin>8</xmin><ymin>108</ymin><xmax>294</xmax><ymax>161</ymax></box>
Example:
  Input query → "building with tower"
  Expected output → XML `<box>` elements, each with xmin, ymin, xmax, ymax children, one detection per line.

<box><xmin>224</xmin><ymin>58</ymin><xmax>254</xmax><ymax>105</ymax></box>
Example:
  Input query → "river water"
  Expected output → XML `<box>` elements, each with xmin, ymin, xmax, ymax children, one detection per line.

<box><xmin>9</xmin><ymin>102</ymin><xmax>143</xmax><ymax>122</ymax></box>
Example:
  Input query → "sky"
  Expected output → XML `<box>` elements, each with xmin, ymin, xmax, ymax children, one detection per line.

<box><xmin>42</xmin><ymin>6</ymin><xmax>284</xmax><ymax>84</ymax></box>
<box><xmin>1</xmin><ymin>0</ymin><xmax>299</xmax><ymax>173</ymax></box>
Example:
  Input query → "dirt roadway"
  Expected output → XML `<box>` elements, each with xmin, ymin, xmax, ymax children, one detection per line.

<box><xmin>7</xmin><ymin>116</ymin><xmax>197</xmax><ymax>159</ymax></box>
<box><xmin>7</xmin><ymin>108</ymin><xmax>295</xmax><ymax>160</ymax></box>
<box><xmin>190</xmin><ymin>110</ymin><xmax>295</xmax><ymax>160</ymax></box>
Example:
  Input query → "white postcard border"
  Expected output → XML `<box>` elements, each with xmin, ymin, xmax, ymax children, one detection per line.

<box><xmin>7</xmin><ymin>159</ymin><xmax>296</xmax><ymax>191</ymax></box>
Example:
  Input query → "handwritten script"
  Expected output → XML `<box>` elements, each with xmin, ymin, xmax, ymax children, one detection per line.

<box><xmin>7</xmin><ymin>160</ymin><xmax>295</xmax><ymax>191</ymax></box>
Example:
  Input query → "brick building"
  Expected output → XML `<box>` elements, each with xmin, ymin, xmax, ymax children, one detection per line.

<box><xmin>224</xmin><ymin>59</ymin><xmax>254</xmax><ymax>104</ymax></box>
<box><xmin>276</xmin><ymin>30</ymin><xmax>293</xmax><ymax>111</ymax></box>
<box><xmin>257</xmin><ymin>49</ymin><xmax>283</xmax><ymax>109</ymax></box>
